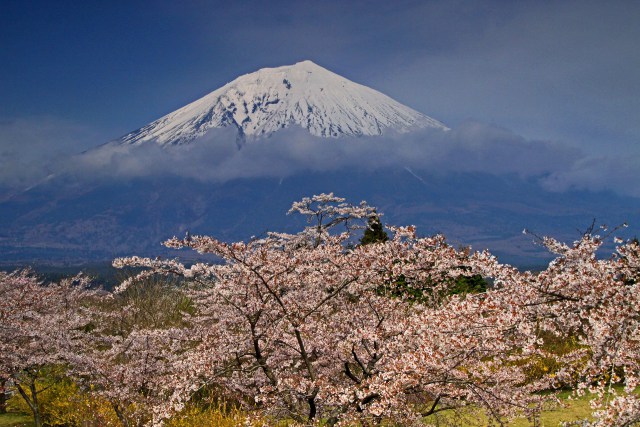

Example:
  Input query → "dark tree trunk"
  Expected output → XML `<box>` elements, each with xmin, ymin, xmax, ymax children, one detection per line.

<box><xmin>16</xmin><ymin>379</ymin><xmax>42</xmax><ymax>427</ymax></box>
<box><xmin>113</xmin><ymin>403</ymin><xmax>131</xmax><ymax>427</ymax></box>
<box><xmin>0</xmin><ymin>379</ymin><xmax>7</xmax><ymax>413</ymax></box>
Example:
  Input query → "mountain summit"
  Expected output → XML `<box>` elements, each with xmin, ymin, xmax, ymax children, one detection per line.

<box><xmin>118</xmin><ymin>60</ymin><xmax>447</xmax><ymax>146</ymax></box>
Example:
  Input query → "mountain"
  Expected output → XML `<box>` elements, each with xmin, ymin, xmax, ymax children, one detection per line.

<box><xmin>1</xmin><ymin>61</ymin><xmax>638</xmax><ymax>269</ymax></box>
<box><xmin>117</xmin><ymin>60</ymin><xmax>446</xmax><ymax>146</ymax></box>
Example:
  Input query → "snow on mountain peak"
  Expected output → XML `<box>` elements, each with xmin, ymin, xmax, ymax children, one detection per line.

<box><xmin>119</xmin><ymin>60</ymin><xmax>447</xmax><ymax>146</ymax></box>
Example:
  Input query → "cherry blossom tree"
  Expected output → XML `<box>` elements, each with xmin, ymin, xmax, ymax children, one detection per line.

<box><xmin>66</xmin><ymin>275</ymin><xmax>194</xmax><ymax>427</ymax></box>
<box><xmin>5</xmin><ymin>194</ymin><xmax>639</xmax><ymax>426</ymax></box>
<box><xmin>519</xmin><ymin>232</ymin><xmax>640</xmax><ymax>426</ymax></box>
<box><xmin>110</xmin><ymin>194</ymin><xmax>640</xmax><ymax>426</ymax></box>
<box><xmin>440</xmin><ymin>227</ymin><xmax>640</xmax><ymax>426</ymax></box>
<box><xmin>0</xmin><ymin>270</ymin><xmax>96</xmax><ymax>427</ymax></box>
<box><xmin>71</xmin><ymin>326</ymin><xmax>188</xmax><ymax>426</ymax></box>
<box><xmin>115</xmin><ymin>194</ymin><xmax>545</xmax><ymax>425</ymax></box>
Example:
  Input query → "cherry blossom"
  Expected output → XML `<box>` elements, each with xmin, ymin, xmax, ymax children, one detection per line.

<box><xmin>0</xmin><ymin>270</ymin><xmax>96</xmax><ymax>427</ymax></box>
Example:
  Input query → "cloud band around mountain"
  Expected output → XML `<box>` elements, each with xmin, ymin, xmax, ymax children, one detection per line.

<box><xmin>1</xmin><ymin>117</ymin><xmax>637</xmax><ymax>198</ymax></box>
<box><xmin>61</xmin><ymin>122</ymin><xmax>639</xmax><ymax>198</ymax></box>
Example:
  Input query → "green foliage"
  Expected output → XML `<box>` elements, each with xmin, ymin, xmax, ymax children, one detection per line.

<box><xmin>359</xmin><ymin>214</ymin><xmax>388</xmax><ymax>245</ymax></box>
<box><xmin>8</xmin><ymin>367</ymin><xmax>119</xmax><ymax>426</ymax></box>
<box><xmin>106</xmin><ymin>273</ymin><xmax>195</xmax><ymax>333</ymax></box>
<box><xmin>380</xmin><ymin>273</ymin><xmax>488</xmax><ymax>303</ymax></box>
<box><xmin>449</xmin><ymin>274</ymin><xmax>487</xmax><ymax>295</ymax></box>
<box><xmin>165</xmin><ymin>401</ymin><xmax>261</xmax><ymax>427</ymax></box>
<box><xmin>621</xmin><ymin>237</ymin><xmax>639</xmax><ymax>286</ymax></box>
<box><xmin>510</xmin><ymin>331</ymin><xmax>586</xmax><ymax>387</ymax></box>
<box><xmin>379</xmin><ymin>274</ymin><xmax>423</xmax><ymax>302</ymax></box>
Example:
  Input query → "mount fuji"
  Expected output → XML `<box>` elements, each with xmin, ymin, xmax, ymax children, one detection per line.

<box><xmin>1</xmin><ymin>61</ymin><xmax>638</xmax><ymax>268</ymax></box>
<box><xmin>117</xmin><ymin>60</ymin><xmax>446</xmax><ymax>146</ymax></box>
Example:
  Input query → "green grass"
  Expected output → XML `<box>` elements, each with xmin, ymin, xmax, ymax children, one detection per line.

<box><xmin>510</xmin><ymin>392</ymin><xmax>595</xmax><ymax>426</ymax></box>
<box><xmin>0</xmin><ymin>391</ymin><xmax>627</xmax><ymax>427</ymax></box>
<box><xmin>0</xmin><ymin>413</ymin><xmax>34</xmax><ymax>427</ymax></box>
<box><xmin>0</xmin><ymin>397</ymin><xmax>603</xmax><ymax>427</ymax></box>
<box><xmin>422</xmin><ymin>390</ymin><xmax>615</xmax><ymax>426</ymax></box>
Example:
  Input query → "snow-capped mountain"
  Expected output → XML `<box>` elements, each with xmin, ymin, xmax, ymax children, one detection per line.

<box><xmin>118</xmin><ymin>60</ymin><xmax>447</xmax><ymax>146</ymax></box>
<box><xmin>3</xmin><ymin>60</ymin><xmax>639</xmax><ymax>267</ymax></box>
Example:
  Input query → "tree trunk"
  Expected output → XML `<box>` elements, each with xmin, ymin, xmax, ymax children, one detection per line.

<box><xmin>0</xmin><ymin>379</ymin><xmax>7</xmax><ymax>414</ymax></box>
<box><xmin>113</xmin><ymin>403</ymin><xmax>131</xmax><ymax>427</ymax></box>
<box><xmin>16</xmin><ymin>380</ymin><xmax>42</xmax><ymax>427</ymax></box>
<box><xmin>29</xmin><ymin>380</ymin><xmax>42</xmax><ymax>427</ymax></box>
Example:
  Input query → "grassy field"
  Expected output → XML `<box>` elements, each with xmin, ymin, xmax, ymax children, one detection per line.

<box><xmin>511</xmin><ymin>394</ymin><xmax>595</xmax><ymax>426</ymax></box>
<box><xmin>0</xmin><ymin>391</ymin><xmax>607</xmax><ymax>426</ymax></box>
<box><xmin>0</xmin><ymin>413</ymin><xmax>33</xmax><ymax>427</ymax></box>
<box><xmin>423</xmin><ymin>390</ymin><xmax>597</xmax><ymax>426</ymax></box>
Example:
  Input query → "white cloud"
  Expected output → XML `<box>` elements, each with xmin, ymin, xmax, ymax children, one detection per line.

<box><xmin>68</xmin><ymin>122</ymin><xmax>595</xmax><ymax>190</ymax></box>
<box><xmin>3</xmin><ymin>117</ymin><xmax>636</xmax><ymax>199</ymax></box>
<box><xmin>540</xmin><ymin>155</ymin><xmax>640</xmax><ymax>198</ymax></box>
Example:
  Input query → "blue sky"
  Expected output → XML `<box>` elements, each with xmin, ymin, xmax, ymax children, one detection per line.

<box><xmin>1</xmin><ymin>0</ymin><xmax>639</xmax><ymax>193</ymax></box>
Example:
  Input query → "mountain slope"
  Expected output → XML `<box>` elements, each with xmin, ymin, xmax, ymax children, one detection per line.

<box><xmin>118</xmin><ymin>60</ymin><xmax>447</xmax><ymax>146</ymax></box>
<box><xmin>2</xmin><ymin>170</ymin><xmax>638</xmax><ymax>266</ymax></box>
